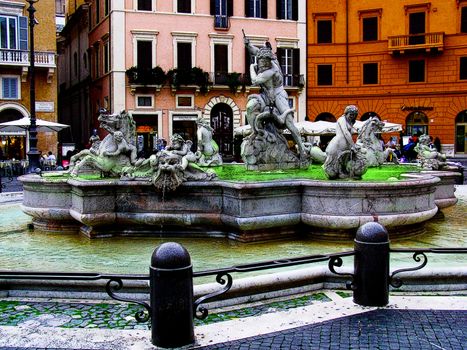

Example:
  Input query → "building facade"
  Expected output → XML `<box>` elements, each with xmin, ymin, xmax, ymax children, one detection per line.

<box><xmin>57</xmin><ymin>0</ymin><xmax>91</xmax><ymax>154</ymax></box>
<box><xmin>0</xmin><ymin>0</ymin><xmax>58</xmax><ymax>161</ymax></box>
<box><xmin>307</xmin><ymin>0</ymin><xmax>467</xmax><ymax>155</ymax></box>
<box><xmin>85</xmin><ymin>0</ymin><xmax>306</xmax><ymax>160</ymax></box>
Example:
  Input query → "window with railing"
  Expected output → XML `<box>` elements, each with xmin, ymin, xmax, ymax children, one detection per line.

<box><xmin>277</xmin><ymin>48</ymin><xmax>300</xmax><ymax>87</ymax></box>
<box><xmin>211</xmin><ymin>0</ymin><xmax>232</xmax><ymax>29</ymax></box>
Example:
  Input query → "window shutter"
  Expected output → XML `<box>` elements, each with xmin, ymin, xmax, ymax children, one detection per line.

<box><xmin>2</xmin><ymin>78</ymin><xmax>17</xmax><ymax>99</ymax></box>
<box><xmin>227</xmin><ymin>0</ymin><xmax>233</xmax><ymax>17</ymax></box>
<box><xmin>19</xmin><ymin>16</ymin><xmax>28</xmax><ymax>51</ymax></box>
<box><xmin>292</xmin><ymin>48</ymin><xmax>300</xmax><ymax>85</ymax></box>
<box><xmin>292</xmin><ymin>0</ymin><xmax>298</xmax><ymax>21</ymax></box>
<box><xmin>276</xmin><ymin>48</ymin><xmax>284</xmax><ymax>73</ymax></box>
<box><xmin>261</xmin><ymin>0</ymin><xmax>268</xmax><ymax>18</ymax></box>
<box><xmin>2</xmin><ymin>79</ymin><xmax>9</xmax><ymax>98</ymax></box>
<box><xmin>210</xmin><ymin>0</ymin><xmax>215</xmax><ymax>15</ymax></box>
<box><xmin>276</xmin><ymin>0</ymin><xmax>282</xmax><ymax>19</ymax></box>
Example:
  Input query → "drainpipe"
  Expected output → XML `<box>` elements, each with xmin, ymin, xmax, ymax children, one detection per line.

<box><xmin>346</xmin><ymin>0</ymin><xmax>349</xmax><ymax>84</ymax></box>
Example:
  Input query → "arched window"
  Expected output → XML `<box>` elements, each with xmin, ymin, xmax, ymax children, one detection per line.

<box><xmin>405</xmin><ymin>111</ymin><xmax>428</xmax><ymax>136</ymax></box>
<box><xmin>314</xmin><ymin>112</ymin><xmax>336</xmax><ymax>122</ymax></box>
<box><xmin>360</xmin><ymin>112</ymin><xmax>380</xmax><ymax>121</ymax></box>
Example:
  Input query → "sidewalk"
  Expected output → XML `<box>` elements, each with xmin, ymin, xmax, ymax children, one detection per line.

<box><xmin>0</xmin><ymin>291</ymin><xmax>465</xmax><ymax>349</ymax></box>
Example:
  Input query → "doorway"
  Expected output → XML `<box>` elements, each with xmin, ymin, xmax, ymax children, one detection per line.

<box><xmin>455</xmin><ymin>110</ymin><xmax>467</xmax><ymax>154</ymax></box>
<box><xmin>210</xmin><ymin>103</ymin><xmax>233</xmax><ymax>159</ymax></box>
<box><xmin>409</xmin><ymin>12</ymin><xmax>426</xmax><ymax>45</ymax></box>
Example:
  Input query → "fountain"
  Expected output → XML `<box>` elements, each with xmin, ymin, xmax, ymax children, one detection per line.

<box><xmin>18</xmin><ymin>40</ymin><xmax>461</xmax><ymax>242</ymax></box>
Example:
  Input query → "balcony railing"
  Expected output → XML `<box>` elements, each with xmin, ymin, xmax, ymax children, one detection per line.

<box><xmin>214</xmin><ymin>15</ymin><xmax>229</xmax><ymax>30</ymax></box>
<box><xmin>388</xmin><ymin>32</ymin><xmax>444</xmax><ymax>54</ymax></box>
<box><xmin>0</xmin><ymin>49</ymin><xmax>56</xmax><ymax>67</ymax></box>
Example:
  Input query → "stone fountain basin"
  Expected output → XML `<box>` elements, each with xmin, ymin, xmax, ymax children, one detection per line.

<box><xmin>19</xmin><ymin>171</ymin><xmax>459</xmax><ymax>242</ymax></box>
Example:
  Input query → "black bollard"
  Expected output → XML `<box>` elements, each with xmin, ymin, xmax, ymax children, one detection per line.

<box><xmin>150</xmin><ymin>242</ymin><xmax>195</xmax><ymax>348</ymax></box>
<box><xmin>353</xmin><ymin>222</ymin><xmax>390</xmax><ymax>306</ymax></box>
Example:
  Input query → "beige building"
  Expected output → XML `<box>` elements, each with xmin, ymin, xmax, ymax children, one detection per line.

<box><xmin>0</xmin><ymin>0</ymin><xmax>58</xmax><ymax>162</ymax></box>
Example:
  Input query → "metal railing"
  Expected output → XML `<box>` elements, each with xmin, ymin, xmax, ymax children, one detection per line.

<box><xmin>0</xmin><ymin>49</ymin><xmax>56</xmax><ymax>67</ymax></box>
<box><xmin>388</xmin><ymin>32</ymin><xmax>444</xmax><ymax>53</ymax></box>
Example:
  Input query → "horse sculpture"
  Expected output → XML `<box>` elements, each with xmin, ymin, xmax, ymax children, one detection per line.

<box><xmin>69</xmin><ymin>110</ymin><xmax>137</xmax><ymax>177</ymax></box>
<box><xmin>356</xmin><ymin>117</ymin><xmax>399</xmax><ymax>167</ymax></box>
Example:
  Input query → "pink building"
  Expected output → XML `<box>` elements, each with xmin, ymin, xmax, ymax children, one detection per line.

<box><xmin>86</xmin><ymin>0</ymin><xmax>306</xmax><ymax>160</ymax></box>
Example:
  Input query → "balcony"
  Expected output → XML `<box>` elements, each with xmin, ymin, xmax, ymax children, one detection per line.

<box><xmin>214</xmin><ymin>15</ymin><xmax>229</xmax><ymax>30</ymax></box>
<box><xmin>388</xmin><ymin>32</ymin><xmax>444</xmax><ymax>55</ymax></box>
<box><xmin>0</xmin><ymin>49</ymin><xmax>56</xmax><ymax>68</ymax></box>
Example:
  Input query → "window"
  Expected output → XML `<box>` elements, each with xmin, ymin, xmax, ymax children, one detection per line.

<box><xmin>83</xmin><ymin>53</ymin><xmax>87</xmax><ymax>70</ymax></box>
<box><xmin>136</xmin><ymin>95</ymin><xmax>153</xmax><ymax>108</ymax></box>
<box><xmin>408</xmin><ymin>11</ymin><xmax>425</xmax><ymax>45</ymax></box>
<box><xmin>245</xmin><ymin>0</ymin><xmax>267</xmax><ymax>19</ymax></box>
<box><xmin>137</xmin><ymin>0</ymin><xmax>152</xmax><ymax>11</ymax></box>
<box><xmin>214</xmin><ymin>44</ymin><xmax>228</xmax><ymax>84</ymax></box>
<box><xmin>461</xmin><ymin>57</ymin><xmax>467</xmax><ymax>80</ymax></box>
<box><xmin>211</xmin><ymin>0</ymin><xmax>233</xmax><ymax>29</ymax></box>
<box><xmin>363</xmin><ymin>63</ymin><xmax>378</xmax><ymax>85</ymax></box>
<box><xmin>177</xmin><ymin>0</ymin><xmax>191</xmax><ymax>13</ymax></box>
<box><xmin>95</xmin><ymin>0</ymin><xmax>100</xmax><ymax>24</ymax></box>
<box><xmin>104</xmin><ymin>0</ymin><xmax>109</xmax><ymax>16</ymax></box>
<box><xmin>103</xmin><ymin>42</ymin><xmax>110</xmax><ymax>74</ymax></box>
<box><xmin>137</xmin><ymin>41</ymin><xmax>152</xmax><ymax>69</ymax></box>
<box><xmin>277</xmin><ymin>0</ymin><xmax>298</xmax><ymax>21</ymax></box>
<box><xmin>177</xmin><ymin>42</ymin><xmax>192</xmax><ymax>70</ymax></box>
<box><xmin>176</xmin><ymin>95</ymin><xmax>194</xmax><ymax>108</ymax></box>
<box><xmin>362</xmin><ymin>17</ymin><xmax>378</xmax><ymax>41</ymax></box>
<box><xmin>0</xmin><ymin>15</ymin><xmax>28</xmax><ymax>50</ymax></box>
<box><xmin>317</xmin><ymin>65</ymin><xmax>332</xmax><ymax>86</ymax></box>
<box><xmin>277</xmin><ymin>48</ymin><xmax>300</xmax><ymax>86</ymax></box>
<box><xmin>94</xmin><ymin>46</ymin><xmax>99</xmax><ymax>78</ymax></box>
<box><xmin>409</xmin><ymin>60</ymin><xmax>425</xmax><ymax>82</ymax></box>
<box><xmin>1</xmin><ymin>77</ymin><xmax>19</xmax><ymax>99</ymax></box>
<box><xmin>462</xmin><ymin>6</ymin><xmax>467</xmax><ymax>33</ymax></box>
<box><xmin>73</xmin><ymin>52</ymin><xmax>78</xmax><ymax>77</ymax></box>
<box><xmin>317</xmin><ymin>20</ymin><xmax>332</xmax><ymax>44</ymax></box>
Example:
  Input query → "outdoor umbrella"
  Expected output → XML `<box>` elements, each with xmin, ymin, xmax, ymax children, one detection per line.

<box><xmin>233</xmin><ymin>120</ymin><xmax>402</xmax><ymax>137</ymax></box>
<box><xmin>0</xmin><ymin>116</ymin><xmax>70</xmax><ymax>133</ymax></box>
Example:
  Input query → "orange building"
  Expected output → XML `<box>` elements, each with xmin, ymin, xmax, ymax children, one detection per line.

<box><xmin>0</xmin><ymin>0</ymin><xmax>58</xmax><ymax>161</ymax></box>
<box><xmin>307</xmin><ymin>0</ymin><xmax>467</xmax><ymax>155</ymax></box>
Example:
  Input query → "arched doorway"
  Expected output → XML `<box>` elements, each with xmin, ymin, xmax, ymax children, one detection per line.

<box><xmin>314</xmin><ymin>112</ymin><xmax>336</xmax><ymax>151</ymax></box>
<box><xmin>455</xmin><ymin>110</ymin><xmax>467</xmax><ymax>154</ymax></box>
<box><xmin>405</xmin><ymin>111</ymin><xmax>428</xmax><ymax>136</ymax></box>
<box><xmin>360</xmin><ymin>112</ymin><xmax>381</xmax><ymax>121</ymax></box>
<box><xmin>210</xmin><ymin>103</ymin><xmax>233</xmax><ymax>159</ymax></box>
<box><xmin>315</xmin><ymin>112</ymin><xmax>336</xmax><ymax>122</ymax></box>
<box><xmin>0</xmin><ymin>108</ymin><xmax>27</xmax><ymax>160</ymax></box>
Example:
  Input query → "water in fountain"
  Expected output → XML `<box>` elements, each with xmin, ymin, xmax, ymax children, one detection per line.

<box><xmin>1</xmin><ymin>188</ymin><xmax>465</xmax><ymax>275</ymax></box>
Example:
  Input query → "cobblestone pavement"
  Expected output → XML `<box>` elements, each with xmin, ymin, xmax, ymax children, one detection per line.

<box><xmin>198</xmin><ymin>309</ymin><xmax>467</xmax><ymax>350</ymax></box>
<box><xmin>0</xmin><ymin>292</ymin><xmax>330</xmax><ymax>330</ymax></box>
